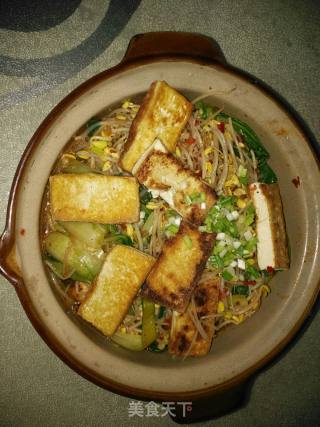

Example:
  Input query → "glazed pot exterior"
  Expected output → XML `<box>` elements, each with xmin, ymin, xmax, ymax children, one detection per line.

<box><xmin>0</xmin><ymin>32</ymin><xmax>319</xmax><ymax>401</ymax></box>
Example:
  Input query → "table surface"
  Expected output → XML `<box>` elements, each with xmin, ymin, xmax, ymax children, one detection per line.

<box><xmin>1</xmin><ymin>1</ymin><xmax>319</xmax><ymax>426</ymax></box>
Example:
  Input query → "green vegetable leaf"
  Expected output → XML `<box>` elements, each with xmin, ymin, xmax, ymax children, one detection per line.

<box><xmin>87</xmin><ymin>117</ymin><xmax>101</xmax><ymax>137</ymax></box>
<box><xmin>258</xmin><ymin>159</ymin><xmax>278</xmax><ymax>184</ymax></box>
<box><xmin>232</xmin><ymin>285</ymin><xmax>249</xmax><ymax>296</ymax></box>
<box><xmin>105</xmin><ymin>234</ymin><xmax>133</xmax><ymax>246</ymax></box>
<box><xmin>245</xmin><ymin>203</ymin><xmax>255</xmax><ymax>226</ymax></box>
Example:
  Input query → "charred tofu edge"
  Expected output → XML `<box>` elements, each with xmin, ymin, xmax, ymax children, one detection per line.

<box><xmin>142</xmin><ymin>223</ymin><xmax>216</xmax><ymax>312</ymax></box>
<box><xmin>169</xmin><ymin>278</ymin><xmax>220</xmax><ymax>357</ymax></box>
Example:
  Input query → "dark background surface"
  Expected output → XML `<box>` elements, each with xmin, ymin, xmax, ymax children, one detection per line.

<box><xmin>0</xmin><ymin>1</ymin><xmax>319</xmax><ymax>426</ymax></box>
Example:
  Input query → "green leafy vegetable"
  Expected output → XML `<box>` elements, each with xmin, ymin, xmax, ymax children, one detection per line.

<box><xmin>59</xmin><ymin>221</ymin><xmax>106</xmax><ymax>249</ymax></box>
<box><xmin>105</xmin><ymin>234</ymin><xmax>133</xmax><ymax>246</ymax></box>
<box><xmin>258</xmin><ymin>159</ymin><xmax>278</xmax><ymax>183</ymax></box>
<box><xmin>148</xmin><ymin>340</ymin><xmax>167</xmax><ymax>353</ymax></box>
<box><xmin>216</xmin><ymin>112</ymin><xmax>278</xmax><ymax>183</ymax></box>
<box><xmin>157</xmin><ymin>306</ymin><xmax>166</xmax><ymax>319</ymax></box>
<box><xmin>195</xmin><ymin>101</ymin><xmax>214</xmax><ymax>119</ymax></box>
<box><xmin>232</xmin><ymin>285</ymin><xmax>249</xmax><ymax>296</ymax></box>
<box><xmin>216</xmin><ymin>113</ymin><xmax>269</xmax><ymax>160</ymax></box>
<box><xmin>139</xmin><ymin>186</ymin><xmax>153</xmax><ymax>219</ymax></box>
<box><xmin>87</xmin><ymin>117</ymin><xmax>101</xmax><ymax>137</ymax></box>
<box><xmin>44</xmin><ymin>231</ymin><xmax>105</xmax><ymax>282</ymax></box>
<box><xmin>245</xmin><ymin>265</ymin><xmax>260</xmax><ymax>279</ymax></box>
<box><xmin>142</xmin><ymin>299</ymin><xmax>157</xmax><ymax>348</ymax></box>
<box><xmin>61</xmin><ymin>159</ymin><xmax>101</xmax><ymax>174</ymax></box>
<box><xmin>111</xmin><ymin>332</ymin><xmax>144</xmax><ymax>351</ymax></box>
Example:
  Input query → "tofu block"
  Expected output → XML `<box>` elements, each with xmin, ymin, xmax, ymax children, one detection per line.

<box><xmin>50</xmin><ymin>174</ymin><xmax>139</xmax><ymax>224</ymax></box>
<box><xmin>120</xmin><ymin>80</ymin><xmax>192</xmax><ymax>172</ymax></box>
<box><xmin>249</xmin><ymin>182</ymin><xmax>289</xmax><ymax>270</ymax></box>
<box><xmin>169</xmin><ymin>277</ymin><xmax>220</xmax><ymax>357</ymax></box>
<box><xmin>136</xmin><ymin>150</ymin><xmax>216</xmax><ymax>225</ymax></box>
<box><xmin>142</xmin><ymin>222</ymin><xmax>215</xmax><ymax>312</ymax></box>
<box><xmin>78</xmin><ymin>245</ymin><xmax>155</xmax><ymax>336</ymax></box>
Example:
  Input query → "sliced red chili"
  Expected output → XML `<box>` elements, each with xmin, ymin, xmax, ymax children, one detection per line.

<box><xmin>291</xmin><ymin>176</ymin><xmax>300</xmax><ymax>188</ymax></box>
<box><xmin>267</xmin><ymin>266</ymin><xmax>275</xmax><ymax>274</ymax></box>
<box><xmin>243</xmin><ymin>280</ymin><xmax>256</xmax><ymax>286</ymax></box>
<box><xmin>217</xmin><ymin>122</ymin><xmax>225</xmax><ymax>132</ymax></box>
<box><xmin>185</xmin><ymin>137</ymin><xmax>196</xmax><ymax>145</ymax></box>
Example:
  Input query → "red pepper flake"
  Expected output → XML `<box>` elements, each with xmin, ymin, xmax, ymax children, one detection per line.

<box><xmin>292</xmin><ymin>176</ymin><xmax>300</xmax><ymax>188</ymax></box>
<box><xmin>267</xmin><ymin>266</ymin><xmax>275</xmax><ymax>274</ymax></box>
<box><xmin>243</xmin><ymin>280</ymin><xmax>256</xmax><ymax>286</ymax></box>
<box><xmin>20</xmin><ymin>228</ymin><xmax>26</xmax><ymax>236</ymax></box>
<box><xmin>185</xmin><ymin>137</ymin><xmax>195</xmax><ymax>145</ymax></box>
<box><xmin>217</xmin><ymin>122</ymin><xmax>225</xmax><ymax>133</ymax></box>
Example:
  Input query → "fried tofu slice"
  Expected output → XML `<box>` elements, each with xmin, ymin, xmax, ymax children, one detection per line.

<box><xmin>50</xmin><ymin>174</ymin><xmax>139</xmax><ymax>224</ymax></box>
<box><xmin>78</xmin><ymin>245</ymin><xmax>155</xmax><ymax>336</ymax></box>
<box><xmin>119</xmin><ymin>80</ymin><xmax>192</xmax><ymax>173</ymax></box>
<box><xmin>169</xmin><ymin>277</ymin><xmax>220</xmax><ymax>357</ymax></box>
<box><xmin>249</xmin><ymin>182</ymin><xmax>289</xmax><ymax>270</ymax></box>
<box><xmin>142</xmin><ymin>222</ymin><xmax>215</xmax><ymax>312</ymax></box>
<box><xmin>135</xmin><ymin>148</ymin><xmax>216</xmax><ymax>225</ymax></box>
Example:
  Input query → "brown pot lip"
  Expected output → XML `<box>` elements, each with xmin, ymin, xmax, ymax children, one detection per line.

<box><xmin>1</xmin><ymin>39</ymin><xmax>320</xmax><ymax>401</ymax></box>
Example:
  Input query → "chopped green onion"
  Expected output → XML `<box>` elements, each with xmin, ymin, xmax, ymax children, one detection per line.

<box><xmin>165</xmin><ymin>224</ymin><xmax>179</xmax><ymax>235</ymax></box>
<box><xmin>165</xmin><ymin>209</ymin><xmax>177</xmax><ymax>218</ymax></box>
<box><xmin>221</xmin><ymin>270</ymin><xmax>233</xmax><ymax>281</ymax></box>
<box><xmin>184</xmin><ymin>194</ymin><xmax>192</xmax><ymax>205</ymax></box>
<box><xmin>183</xmin><ymin>235</ymin><xmax>193</xmax><ymax>249</ymax></box>
<box><xmin>245</xmin><ymin>203</ymin><xmax>255</xmax><ymax>226</ymax></box>
<box><xmin>209</xmin><ymin>255</ymin><xmax>224</xmax><ymax>268</ymax></box>
<box><xmin>245</xmin><ymin>265</ymin><xmax>260</xmax><ymax>279</ymax></box>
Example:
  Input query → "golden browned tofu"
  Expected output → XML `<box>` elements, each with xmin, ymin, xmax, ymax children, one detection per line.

<box><xmin>50</xmin><ymin>174</ymin><xmax>139</xmax><ymax>224</ymax></box>
<box><xmin>249</xmin><ymin>183</ymin><xmax>289</xmax><ymax>270</ymax></box>
<box><xmin>169</xmin><ymin>277</ymin><xmax>220</xmax><ymax>357</ymax></box>
<box><xmin>78</xmin><ymin>245</ymin><xmax>155</xmax><ymax>336</ymax></box>
<box><xmin>136</xmin><ymin>150</ymin><xmax>216</xmax><ymax>225</ymax></box>
<box><xmin>142</xmin><ymin>223</ymin><xmax>215</xmax><ymax>312</ymax></box>
<box><xmin>119</xmin><ymin>80</ymin><xmax>192</xmax><ymax>172</ymax></box>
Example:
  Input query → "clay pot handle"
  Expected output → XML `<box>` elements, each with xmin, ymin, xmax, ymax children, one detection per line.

<box><xmin>121</xmin><ymin>31</ymin><xmax>227</xmax><ymax>65</ymax></box>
